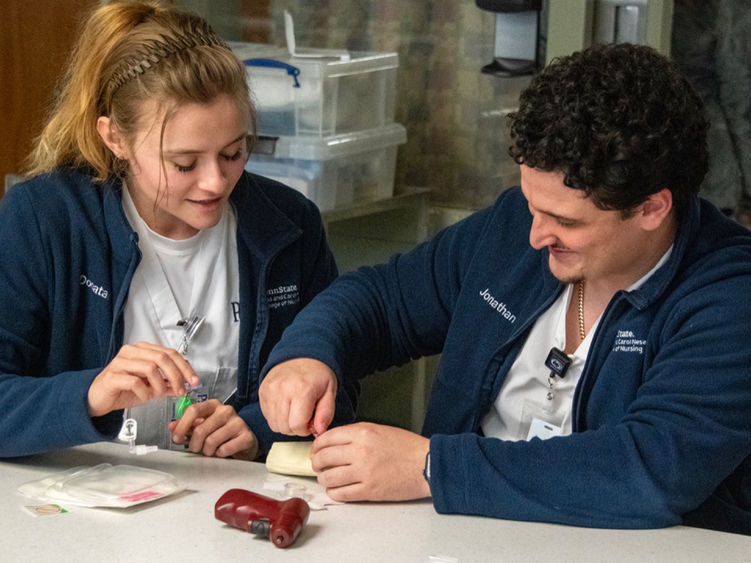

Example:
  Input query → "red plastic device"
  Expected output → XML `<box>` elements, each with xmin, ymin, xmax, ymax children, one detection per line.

<box><xmin>214</xmin><ymin>488</ymin><xmax>310</xmax><ymax>548</ymax></box>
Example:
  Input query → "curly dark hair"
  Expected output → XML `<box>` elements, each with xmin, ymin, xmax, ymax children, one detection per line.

<box><xmin>508</xmin><ymin>42</ymin><xmax>709</xmax><ymax>218</ymax></box>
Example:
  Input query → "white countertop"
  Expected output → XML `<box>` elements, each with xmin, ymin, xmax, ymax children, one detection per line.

<box><xmin>2</xmin><ymin>442</ymin><xmax>750</xmax><ymax>562</ymax></box>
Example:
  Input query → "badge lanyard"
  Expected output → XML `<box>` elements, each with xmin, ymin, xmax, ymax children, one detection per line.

<box><xmin>135</xmin><ymin>219</ymin><xmax>223</xmax><ymax>353</ymax></box>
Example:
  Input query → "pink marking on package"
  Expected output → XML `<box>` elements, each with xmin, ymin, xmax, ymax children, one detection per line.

<box><xmin>117</xmin><ymin>491</ymin><xmax>163</xmax><ymax>503</ymax></box>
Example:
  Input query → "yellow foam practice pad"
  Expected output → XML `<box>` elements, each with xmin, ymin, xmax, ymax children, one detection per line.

<box><xmin>265</xmin><ymin>441</ymin><xmax>316</xmax><ymax>477</ymax></box>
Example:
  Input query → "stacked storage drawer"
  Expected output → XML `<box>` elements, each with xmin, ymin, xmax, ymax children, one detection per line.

<box><xmin>231</xmin><ymin>42</ymin><xmax>405</xmax><ymax>210</ymax></box>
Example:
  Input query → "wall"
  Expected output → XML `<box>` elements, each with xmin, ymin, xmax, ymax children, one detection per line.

<box><xmin>672</xmin><ymin>0</ymin><xmax>751</xmax><ymax>217</ymax></box>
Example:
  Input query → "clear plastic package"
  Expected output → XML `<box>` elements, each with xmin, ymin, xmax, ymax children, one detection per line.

<box><xmin>18</xmin><ymin>463</ymin><xmax>185</xmax><ymax>508</ymax></box>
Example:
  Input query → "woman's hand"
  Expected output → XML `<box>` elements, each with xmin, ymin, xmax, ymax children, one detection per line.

<box><xmin>169</xmin><ymin>399</ymin><xmax>259</xmax><ymax>460</ymax></box>
<box><xmin>88</xmin><ymin>342</ymin><xmax>199</xmax><ymax>417</ymax></box>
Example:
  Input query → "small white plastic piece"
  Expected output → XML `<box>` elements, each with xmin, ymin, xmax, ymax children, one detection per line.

<box><xmin>118</xmin><ymin>418</ymin><xmax>138</xmax><ymax>452</ymax></box>
<box><xmin>117</xmin><ymin>418</ymin><xmax>157</xmax><ymax>454</ymax></box>
<box><xmin>284</xmin><ymin>482</ymin><xmax>312</xmax><ymax>501</ymax></box>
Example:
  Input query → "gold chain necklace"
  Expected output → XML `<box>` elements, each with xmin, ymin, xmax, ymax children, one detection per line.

<box><xmin>577</xmin><ymin>280</ymin><xmax>586</xmax><ymax>341</ymax></box>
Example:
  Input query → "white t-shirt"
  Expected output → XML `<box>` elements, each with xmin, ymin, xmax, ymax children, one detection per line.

<box><xmin>120</xmin><ymin>187</ymin><xmax>240</xmax><ymax>449</ymax></box>
<box><xmin>481</xmin><ymin>248</ymin><xmax>672</xmax><ymax>442</ymax></box>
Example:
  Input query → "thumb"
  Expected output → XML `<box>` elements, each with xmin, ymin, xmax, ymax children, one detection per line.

<box><xmin>312</xmin><ymin>385</ymin><xmax>336</xmax><ymax>437</ymax></box>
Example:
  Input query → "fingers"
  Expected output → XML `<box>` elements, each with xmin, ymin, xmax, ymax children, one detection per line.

<box><xmin>309</xmin><ymin>423</ymin><xmax>432</xmax><ymax>502</ymax></box>
<box><xmin>324</xmin><ymin>484</ymin><xmax>368</xmax><ymax>503</ymax></box>
<box><xmin>104</xmin><ymin>372</ymin><xmax>153</xmax><ymax>405</ymax></box>
<box><xmin>312</xmin><ymin>388</ymin><xmax>336</xmax><ymax>437</ymax></box>
<box><xmin>286</xmin><ymin>394</ymin><xmax>317</xmax><ymax>436</ymax></box>
<box><xmin>88</xmin><ymin>342</ymin><xmax>200</xmax><ymax>416</ymax></box>
<box><xmin>260</xmin><ymin>367</ymin><xmax>308</xmax><ymax>435</ymax></box>
<box><xmin>311</xmin><ymin>429</ymin><xmax>364</xmax><ymax>500</ymax></box>
<box><xmin>133</xmin><ymin>342</ymin><xmax>199</xmax><ymax>395</ymax></box>
<box><xmin>310</xmin><ymin>424</ymin><xmax>353</xmax><ymax>455</ymax></box>
<box><xmin>316</xmin><ymin>467</ymin><xmax>364</xmax><ymax>502</ymax></box>
<box><xmin>171</xmin><ymin>400</ymin><xmax>257</xmax><ymax>459</ymax></box>
<box><xmin>171</xmin><ymin>400</ymin><xmax>222</xmax><ymax>448</ymax></box>
<box><xmin>259</xmin><ymin>358</ymin><xmax>338</xmax><ymax>437</ymax></box>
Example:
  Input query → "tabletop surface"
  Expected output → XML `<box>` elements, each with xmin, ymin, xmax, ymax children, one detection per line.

<box><xmin>2</xmin><ymin>441</ymin><xmax>750</xmax><ymax>563</ymax></box>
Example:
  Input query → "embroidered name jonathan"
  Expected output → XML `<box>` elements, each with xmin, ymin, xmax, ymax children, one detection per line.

<box><xmin>80</xmin><ymin>274</ymin><xmax>109</xmax><ymax>299</ymax></box>
<box><xmin>479</xmin><ymin>288</ymin><xmax>516</xmax><ymax>323</ymax></box>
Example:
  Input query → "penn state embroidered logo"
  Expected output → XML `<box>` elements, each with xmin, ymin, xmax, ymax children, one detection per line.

<box><xmin>266</xmin><ymin>284</ymin><xmax>300</xmax><ymax>310</ymax></box>
<box><xmin>612</xmin><ymin>330</ymin><xmax>645</xmax><ymax>354</ymax></box>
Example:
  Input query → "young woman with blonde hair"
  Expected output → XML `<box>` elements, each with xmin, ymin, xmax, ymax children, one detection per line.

<box><xmin>0</xmin><ymin>1</ymin><xmax>349</xmax><ymax>460</ymax></box>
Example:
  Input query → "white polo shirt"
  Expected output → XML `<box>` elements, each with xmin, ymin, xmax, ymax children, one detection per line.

<box><xmin>481</xmin><ymin>248</ymin><xmax>672</xmax><ymax>442</ymax></box>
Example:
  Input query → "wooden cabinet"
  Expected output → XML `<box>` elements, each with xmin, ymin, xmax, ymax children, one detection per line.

<box><xmin>0</xmin><ymin>0</ymin><xmax>98</xmax><ymax>198</ymax></box>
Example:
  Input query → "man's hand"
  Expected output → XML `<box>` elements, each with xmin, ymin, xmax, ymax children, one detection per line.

<box><xmin>259</xmin><ymin>358</ymin><xmax>338</xmax><ymax>437</ymax></box>
<box><xmin>311</xmin><ymin>422</ymin><xmax>431</xmax><ymax>502</ymax></box>
<box><xmin>88</xmin><ymin>342</ymin><xmax>200</xmax><ymax>417</ymax></box>
<box><xmin>169</xmin><ymin>399</ymin><xmax>258</xmax><ymax>460</ymax></box>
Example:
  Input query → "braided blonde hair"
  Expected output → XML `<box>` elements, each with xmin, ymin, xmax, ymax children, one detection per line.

<box><xmin>26</xmin><ymin>0</ymin><xmax>255</xmax><ymax>181</ymax></box>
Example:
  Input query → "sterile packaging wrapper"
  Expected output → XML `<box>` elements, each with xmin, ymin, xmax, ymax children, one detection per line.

<box><xmin>18</xmin><ymin>463</ymin><xmax>185</xmax><ymax>508</ymax></box>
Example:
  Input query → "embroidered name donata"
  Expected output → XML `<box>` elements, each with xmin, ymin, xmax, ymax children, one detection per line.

<box><xmin>80</xmin><ymin>274</ymin><xmax>109</xmax><ymax>299</ymax></box>
<box><xmin>479</xmin><ymin>288</ymin><xmax>516</xmax><ymax>323</ymax></box>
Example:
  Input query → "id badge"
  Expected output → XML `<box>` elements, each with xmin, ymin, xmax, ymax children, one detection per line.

<box><xmin>520</xmin><ymin>399</ymin><xmax>564</xmax><ymax>441</ymax></box>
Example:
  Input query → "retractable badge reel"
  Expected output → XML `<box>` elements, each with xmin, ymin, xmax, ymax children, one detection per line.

<box><xmin>522</xmin><ymin>347</ymin><xmax>573</xmax><ymax>440</ymax></box>
<box><xmin>543</xmin><ymin>347</ymin><xmax>571</xmax><ymax>404</ymax></box>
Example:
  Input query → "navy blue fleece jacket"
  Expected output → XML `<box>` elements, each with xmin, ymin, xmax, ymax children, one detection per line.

<box><xmin>263</xmin><ymin>187</ymin><xmax>751</xmax><ymax>533</ymax></box>
<box><xmin>0</xmin><ymin>168</ymin><xmax>352</xmax><ymax>458</ymax></box>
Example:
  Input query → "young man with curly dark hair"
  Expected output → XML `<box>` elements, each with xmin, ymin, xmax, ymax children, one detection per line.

<box><xmin>257</xmin><ymin>43</ymin><xmax>751</xmax><ymax>534</ymax></box>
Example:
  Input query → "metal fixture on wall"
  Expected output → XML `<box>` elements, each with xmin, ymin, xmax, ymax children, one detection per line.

<box><xmin>594</xmin><ymin>0</ymin><xmax>649</xmax><ymax>45</ymax></box>
<box><xmin>475</xmin><ymin>0</ymin><xmax>543</xmax><ymax>77</ymax></box>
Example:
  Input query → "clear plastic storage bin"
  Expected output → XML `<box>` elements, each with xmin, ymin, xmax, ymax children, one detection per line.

<box><xmin>246</xmin><ymin>124</ymin><xmax>406</xmax><ymax>211</ymax></box>
<box><xmin>230</xmin><ymin>42</ymin><xmax>398</xmax><ymax>137</ymax></box>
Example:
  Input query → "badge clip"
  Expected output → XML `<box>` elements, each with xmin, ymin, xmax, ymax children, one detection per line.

<box><xmin>544</xmin><ymin>347</ymin><xmax>571</xmax><ymax>379</ymax></box>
